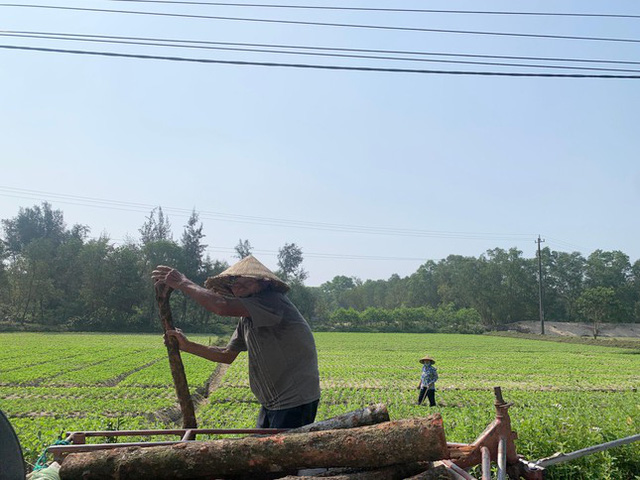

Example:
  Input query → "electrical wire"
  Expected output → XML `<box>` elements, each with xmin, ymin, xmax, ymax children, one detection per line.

<box><xmin>3</xmin><ymin>31</ymin><xmax>640</xmax><ymax>73</ymax></box>
<box><xmin>3</xmin><ymin>44</ymin><xmax>640</xmax><ymax>78</ymax></box>
<box><xmin>3</xmin><ymin>4</ymin><xmax>640</xmax><ymax>44</ymax></box>
<box><xmin>198</xmin><ymin>246</ymin><xmax>435</xmax><ymax>262</ymax></box>
<box><xmin>107</xmin><ymin>1</ymin><xmax>640</xmax><ymax>20</ymax></box>
<box><xmin>88</xmin><ymin>239</ymin><xmax>436</xmax><ymax>262</ymax></box>
<box><xmin>2</xmin><ymin>185</ymin><xmax>582</xmax><ymax>263</ymax></box>
<box><xmin>0</xmin><ymin>186</ymin><xmax>537</xmax><ymax>241</ymax></box>
<box><xmin>3</xmin><ymin>30</ymin><xmax>640</xmax><ymax>68</ymax></box>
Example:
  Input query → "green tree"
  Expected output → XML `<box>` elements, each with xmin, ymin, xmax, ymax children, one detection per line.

<box><xmin>77</xmin><ymin>237</ymin><xmax>113</xmax><ymax>320</ymax></box>
<box><xmin>405</xmin><ymin>260</ymin><xmax>440</xmax><ymax>308</ymax></box>
<box><xmin>632</xmin><ymin>259</ymin><xmax>640</xmax><ymax>322</ymax></box>
<box><xmin>576</xmin><ymin>286</ymin><xmax>618</xmax><ymax>339</ymax></box>
<box><xmin>542</xmin><ymin>249</ymin><xmax>586</xmax><ymax>322</ymax></box>
<box><xmin>287</xmin><ymin>283</ymin><xmax>317</xmax><ymax>325</ymax></box>
<box><xmin>106</xmin><ymin>243</ymin><xmax>146</xmax><ymax>330</ymax></box>
<box><xmin>277</xmin><ymin>243</ymin><xmax>307</xmax><ymax>283</ymax></box>
<box><xmin>0</xmin><ymin>240</ymin><xmax>9</xmax><ymax>319</ymax></box>
<box><xmin>139</xmin><ymin>207</ymin><xmax>172</xmax><ymax>245</ymax></box>
<box><xmin>1</xmin><ymin>202</ymin><xmax>67</xmax><ymax>257</ymax></box>
<box><xmin>234</xmin><ymin>239</ymin><xmax>253</xmax><ymax>259</ymax></box>
<box><xmin>481</xmin><ymin>247</ymin><xmax>537</xmax><ymax>325</ymax></box>
<box><xmin>383</xmin><ymin>273</ymin><xmax>407</xmax><ymax>309</ymax></box>
<box><xmin>180</xmin><ymin>211</ymin><xmax>207</xmax><ymax>277</ymax></box>
<box><xmin>178</xmin><ymin>211</ymin><xmax>208</xmax><ymax>325</ymax></box>
<box><xmin>1</xmin><ymin>203</ymin><xmax>88</xmax><ymax>325</ymax></box>
<box><xmin>585</xmin><ymin>250</ymin><xmax>634</xmax><ymax>322</ymax></box>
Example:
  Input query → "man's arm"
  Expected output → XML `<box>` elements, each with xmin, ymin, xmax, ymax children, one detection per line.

<box><xmin>152</xmin><ymin>265</ymin><xmax>249</xmax><ymax>317</ymax></box>
<box><xmin>166</xmin><ymin>329</ymin><xmax>240</xmax><ymax>364</ymax></box>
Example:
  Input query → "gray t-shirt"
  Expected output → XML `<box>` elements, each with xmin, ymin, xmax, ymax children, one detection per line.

<box><xmin>226</xmin><ymin>290</ymin><xmax>321</xmax><ymax>410</ymax></box>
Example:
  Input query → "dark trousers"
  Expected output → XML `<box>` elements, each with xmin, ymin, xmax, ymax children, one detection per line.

<box><xmin>257</xmin><ymin>399</ymin><xmax>319</xmax><ymax>429</ymax></box>
<box><xmin>417</xmin><ymin>388</ymin><xmax>436</xmax><ymax>406</ymax></box>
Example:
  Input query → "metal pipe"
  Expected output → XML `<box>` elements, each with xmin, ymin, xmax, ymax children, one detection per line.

<box><xmin>536</xmin><ymin>433</ymin><xmax>640</xmax><ymax>467</ymax></box>
<box><xmin>440</xmin><ymin>460</ymin><xmax>479</xmax><ymax>480</ymax></box>
<box><xmin>481</xmin><ymin>446</ymin><xmax>491</xmax><ymax>480</ymax></box>
<box><xmin>497</xmin><ymin>436</ymin><xmax>506</xmax><ymax>480</ymax></box>
<box><xmin>64</xmin><ymin>428</ymin><xmax>287</xmax><ymax>438</ymax></box>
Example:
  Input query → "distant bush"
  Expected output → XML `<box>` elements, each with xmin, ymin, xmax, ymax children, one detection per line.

<box><xmin>319</xmin><ymin>304</ymin><xmax>485</xmax><ymax>334</ymax></box>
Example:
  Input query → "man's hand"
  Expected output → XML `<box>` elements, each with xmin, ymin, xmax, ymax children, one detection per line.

<box><xmin>152</xmin><ymin>265</ymin><xmax>187</xmax><ymax>290</ymax></box>
<box><xmin>164</xmin><ymin>328</ymin><xmax>189</xmax><ymax>350</ymax></box>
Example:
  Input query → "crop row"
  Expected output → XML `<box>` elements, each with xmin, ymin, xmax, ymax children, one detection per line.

<box><xmin>119</xmin><ymin>355</ymin><xmax>216</xmax><ymax>388</ymax></box>
<box><xmin>3</xmin><ymin>332</ymin><xmax>639</xmax><ymax>479</ymax></box>
<box><xmin>0</xmin><ymin>385</ymin><xmax>175</xmax><ymax>400</ymax></box>
<box><xmin>2</xmin><ymin>393</ymin><xmax>176</xmax><ymax>417</ymax></box>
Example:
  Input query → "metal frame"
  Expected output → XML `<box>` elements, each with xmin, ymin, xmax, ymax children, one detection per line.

<box><xmin>49</xmin><ymin>428</ymin><xmax>288</xmax><ymax>463</ymax></box>
<box><xmin>443</xmin><ymin>387</ymin><xmax>544</xmax><ymax>480</ymax></box>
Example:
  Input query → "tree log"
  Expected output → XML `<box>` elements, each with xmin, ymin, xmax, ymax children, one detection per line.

<box><xmin>276</xmin><ymin>462</ymin><xmax>429</xmax><ymax>479</ymax></box>
<box><xmin>155</xmin><ymin>284</ymin><xmax>197</xmax><ymax>429</ymax></box>
<box><xmin>286</xmin><ymin>404</ymin><xmax>390</xmax><ymax>434</ymax></box>
<box><xmin>59</xmin><ymin>415</ymin><xmax>449</xmax><ymax>480</ymax></box>
<box><xmin>402</xmin><ymin>464</ymin><xmax>456</xmax><ymax>480</ymax></box>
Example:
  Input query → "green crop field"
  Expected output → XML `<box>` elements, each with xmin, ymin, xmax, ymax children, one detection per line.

<box><xmin>1</xmin><ymin>332</ymin><xmax>638</xmax><ymax>479</ymax></box>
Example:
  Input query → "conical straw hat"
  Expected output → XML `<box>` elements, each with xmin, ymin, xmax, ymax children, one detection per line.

<box><xmin>419</xmin><ymin>356</ymin><xmax>435</xmax><ymax>364</ymax></box>
<box><xmin>205</xmin><ymin>255</ymin><xmax>289</xmax><ymax>295</ymax></box>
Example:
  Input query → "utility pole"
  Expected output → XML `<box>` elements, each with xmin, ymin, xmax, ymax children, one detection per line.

<box><xmin>536</xmin><ymin>235</ymin><xmax>545</xmax><ymax>335</ymax></box>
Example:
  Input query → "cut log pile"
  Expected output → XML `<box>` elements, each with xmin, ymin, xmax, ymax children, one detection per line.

<box><xmin>58</xmin><ymin>405</ymin><xmax>457</xmax><ymax>480</ymax></box>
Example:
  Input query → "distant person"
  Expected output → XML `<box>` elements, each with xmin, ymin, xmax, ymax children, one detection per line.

<box><xmin>417</xmin><ymin>355</ymin><xmax>438</xmax><ymax>407</ymax></box>
<box><xmin>152</xmin><ymin>255</ymin><xmax>321</xmax><ymax>429</ymax></box>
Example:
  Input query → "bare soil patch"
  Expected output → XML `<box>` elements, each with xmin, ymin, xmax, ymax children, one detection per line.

<box><xmin>504</xmin><ymin>321</ymin><xmax>640</xmax><ymax>338</ymax></box>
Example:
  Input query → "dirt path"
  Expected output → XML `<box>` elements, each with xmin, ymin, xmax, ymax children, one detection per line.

<box><xmin>506</xmin><ymin>321</ymin><xmax>640</xmax><ymax>338</ymax></box>
<box><xmin>152</xmin><ymin>363</ymin><xmax>229</xmax><ymax>425</ymax></box>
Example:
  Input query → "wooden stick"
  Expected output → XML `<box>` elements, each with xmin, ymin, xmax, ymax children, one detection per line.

<box><xmin>155</xmin><ymin>284</ymin><xmax>197</xmax><ymax>429</ymax></box>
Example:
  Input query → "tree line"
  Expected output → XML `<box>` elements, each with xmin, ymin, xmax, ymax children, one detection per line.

<box><xmin>313</xmin><ymin>248</ymin><xmax>640</xmax><ymax>334</ymax></box>
<box><xmin>1</xmin><ymin>203</ymin><xmax>638</xmax><ymax>334</ymax></box>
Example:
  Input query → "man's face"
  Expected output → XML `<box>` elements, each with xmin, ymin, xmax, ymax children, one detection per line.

<box><xmin>229</xmin><ymin>277</ymin><xmax>265</xmax><ymax>297</ymax></box>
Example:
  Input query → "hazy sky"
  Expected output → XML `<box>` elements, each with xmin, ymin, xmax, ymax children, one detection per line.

<box><xmin>2</xmin><ymin>0</ymin><xmax>639</xmax><ymax>285</ymax></box>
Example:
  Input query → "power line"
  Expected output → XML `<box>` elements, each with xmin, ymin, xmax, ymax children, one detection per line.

<box><xmin>6</xmin><ymin>30</ymin><xmax>640</xmax><ymax>67</ymax></box>
<box><xmin>3</xmin><ymin>31</ymin><xmax>640</xmax><ymax>73</ymax></box>
<box><xmin>544</xmin><ymin>236</ymin><xmax>586</xmax><ymax>251</ymax></box>
<box><xmin>96</xmin><ymin>240</ymin><xmax>434</xmax><ymax>262</ymax></box>
<box><xmin>202</xmin><ymin>246</ymin><xmax>433</xmax><ymax>262</ymax></box>
<box><xmin>0</xmin><ymin>186</ymin><xmax>537</xmax><ymax>241</ymax></box>
<box><xmin>3</xmin><ymin>44</ymin><xmax>640</xmax><ymax>78</ymax></box>
<box><xmin>107</xmin><ymin>1</ymin><xmax>640</xmax><ymax>20</ymax></box>
<box><xmin>4</xmin><ymin>4</ymin><xmax>640</xmax><ymax>44</ymax></box>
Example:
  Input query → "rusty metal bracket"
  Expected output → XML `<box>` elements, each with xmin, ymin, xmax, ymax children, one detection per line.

<box><xmin>452</xmin><ymin>387</ymin><xmax>544</xmax><ymax>480</ymax></box>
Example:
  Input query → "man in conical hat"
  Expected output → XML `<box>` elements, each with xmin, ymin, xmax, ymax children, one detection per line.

<box><xmin>152</xmin><ymin>256</ymin><xmax>320</xmax><ymax>428</ymax></box>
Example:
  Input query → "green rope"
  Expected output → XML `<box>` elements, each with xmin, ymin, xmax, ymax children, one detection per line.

<box><xmin>33</xmin><ymin>439</ymin><xmax>70</xmax><ymax>471</ymax></box>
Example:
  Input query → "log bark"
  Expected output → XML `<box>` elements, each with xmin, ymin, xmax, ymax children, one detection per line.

<box><xmin>155</xmin><ymin>284</ymin><xmax>197</xmax><ymax>429</ymax></box>
<box><xmin>59</xmin><ymin>415</ymin><xmax>449</xmax><ymax>480</ymax></box>
<box><xmin>276</xmin><ymin>462</ymin><xmax>428</xmax><ymax>479</ymax></box>
<box><xmin>401</xmin><ymin>463</ymin><xmax>456</xmax><ymax>480</ymax></box>
<box><xmin>286</xmin><ymin>404</ymin><xmax>390</xmax><ymax>434</ymax></box>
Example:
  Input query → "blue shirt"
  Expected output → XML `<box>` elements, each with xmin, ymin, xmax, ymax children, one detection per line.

<box><xmin>420</xmin><ymin>364</ymin><xmax>438</xmax><ymax>390</ymax></box>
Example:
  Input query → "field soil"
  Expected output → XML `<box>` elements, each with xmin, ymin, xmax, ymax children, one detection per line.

<box><xmin>505</xmin><ymin>321</ymin><xmax>640</xmax><ymax>338</ymax></box>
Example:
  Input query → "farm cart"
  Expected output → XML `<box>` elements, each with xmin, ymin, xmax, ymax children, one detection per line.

<box><xmin>26</xmin><ymin>387</ymin><xmax>633</xmax><ymax>479</ymax></box>
<box><xmin>47</xmin><ymin>387</ymin><xmax>536</xmax><ymax>479</ymax></box>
